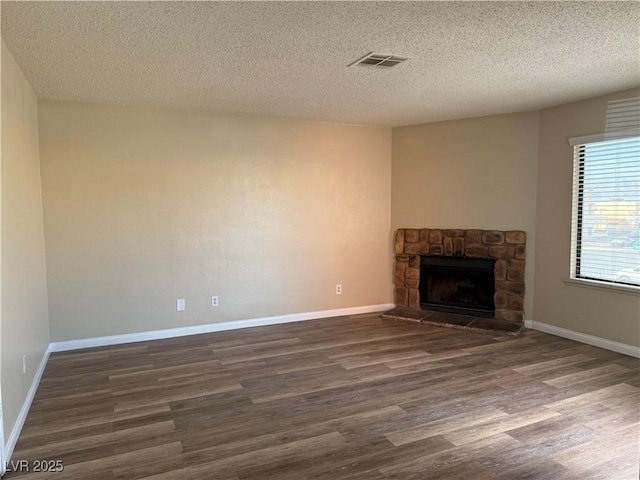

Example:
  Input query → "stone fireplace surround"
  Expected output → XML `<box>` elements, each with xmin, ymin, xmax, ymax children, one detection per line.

<box><xmin>394</xmin><ymin>228</ymin><xmax>526</xmax><ymax>323</ymax></box>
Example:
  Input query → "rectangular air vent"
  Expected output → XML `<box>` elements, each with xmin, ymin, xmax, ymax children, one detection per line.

<box><xmin>349</xmin><ymin>52</ymin><xmax>408</xmax><ymax>69</ymax></box>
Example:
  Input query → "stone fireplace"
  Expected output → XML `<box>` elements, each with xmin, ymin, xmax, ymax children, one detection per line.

<box><xmin>394</xmin><ymin>228</ymin><xmax>526</xmax><ymax>323</ymax></box>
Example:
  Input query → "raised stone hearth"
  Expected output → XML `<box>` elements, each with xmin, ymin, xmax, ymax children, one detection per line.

<box><xmin>382</xmin><ymin>307</ymin><xmax>523</xmax><ymax>336</ymax></box>
<box><xmin>394</xmin><ymin>228</ymin><xmax>526</xmax><ymax>323</ymax></box>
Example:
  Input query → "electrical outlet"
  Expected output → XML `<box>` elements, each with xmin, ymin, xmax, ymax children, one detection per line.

<box><xmin>22</xmin><ymin>355</ymin><xmax>27</xmax><ymax>374</ymax></box>
<box><xmin>177</xmin><ymin>298</ymin><xmax>186</xmax><ymax>311</ymax></box>
<box><xmin>336</xmin><ymin>284</ymin><xmax>342</xmax><ymax>295</ymax></box>
<box><xmin>211</xmin><ymin>296</ymin><xmax>219</xmax><ymax>307</ymax></box>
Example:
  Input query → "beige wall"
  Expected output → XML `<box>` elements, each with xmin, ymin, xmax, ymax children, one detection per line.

<box><xmin>0</xmin><ymin>41</ymin><xmax>3</xmax><ymax>463</ymax></box>
<box><xmin>535</xmin><ymin>88</ymin><xmax>640</xmax><ymax>347</ymax></box>
<box><xmin>38</xmin><ymin>100</ymin><xmax>393</xmax><ymax>342</ymax></box>
<box><xmin>391</xmin><ymin>112</ymin><xmax>539</xmax><ymax>320</ymax></box>
<box><xmin>1</xmin><ymin>43</ymin><xmax>50</xmax><ymax>441</ymax></box>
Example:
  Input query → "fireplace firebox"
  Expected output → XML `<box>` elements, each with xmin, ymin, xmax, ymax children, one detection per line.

<box><xmin>419</xmin><ymin>256</ymin><xmax>495</xmax><ymax>317</ymax></box>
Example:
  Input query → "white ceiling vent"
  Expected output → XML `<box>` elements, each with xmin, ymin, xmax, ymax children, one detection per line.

<box><xmin>349</xmin><ymin>52</ymin><xmax>408</xmax><ymax>69</ymax></box>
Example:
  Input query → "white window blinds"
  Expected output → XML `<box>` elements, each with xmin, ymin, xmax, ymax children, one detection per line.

<box><xmin>570</xmin><ymin>133</ymin><xmax>640</xmax><ymax>286</ymax></box>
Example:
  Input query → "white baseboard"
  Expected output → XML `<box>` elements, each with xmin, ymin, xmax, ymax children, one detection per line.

<box><xmin>4</xmin><ymin>345</ymin><xmax>51</xmax><ymax>465</ymax></box>
<box><xmin>49</xmin><ymin>303</ymin><xmax>395</xmax><ymax>353</ymax></box>
<box><xmin>525</xmin><ymin>320</ymin><xmax>640</xmax><ymax>358</ymax></box>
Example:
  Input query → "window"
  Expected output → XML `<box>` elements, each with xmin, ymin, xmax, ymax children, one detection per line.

<box><xmin>570</xmin><ymin>133</ymin><xmax>640</xmax><ymax>287</ymax></box>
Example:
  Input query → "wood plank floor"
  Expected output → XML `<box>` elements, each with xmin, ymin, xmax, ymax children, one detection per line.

<box><xmin>6</xmin><ymin>314</ymin><xmax>640</xmax><ymax>480</ymax></box>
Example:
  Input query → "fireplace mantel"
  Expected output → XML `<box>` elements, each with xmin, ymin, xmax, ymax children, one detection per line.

<box><xmin>394</xmin><ymin>228</ymin><xmax>526</xmax><ymax>323</ymax></box>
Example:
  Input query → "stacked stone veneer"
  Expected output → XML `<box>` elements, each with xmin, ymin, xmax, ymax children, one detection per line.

<box><xmin>395</xmin><ymin>228</ymin><xmax>526</xmax><ymax>323</ymax></box>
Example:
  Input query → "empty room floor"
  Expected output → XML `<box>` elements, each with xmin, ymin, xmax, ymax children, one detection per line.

<box><xmin>6</xmin><ymin>314</ymin><xmax>640</xmax><ymax>480</ymax></box>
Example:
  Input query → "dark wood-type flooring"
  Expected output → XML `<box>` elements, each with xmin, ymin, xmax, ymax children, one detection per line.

<box><xmin>6</xmin><ymin>314</ymin><xmax>640</xmax><ymax>479</ymax></box>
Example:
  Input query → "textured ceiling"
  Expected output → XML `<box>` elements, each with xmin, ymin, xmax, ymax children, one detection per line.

<box><xmin>2</xmin><ymin>1</ymin><xmax>639</xmax><ymax>127</ymax></box>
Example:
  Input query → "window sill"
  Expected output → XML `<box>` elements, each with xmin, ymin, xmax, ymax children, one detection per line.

<box><xmin>564</xmin><ymin>278</ymin><xmax>640</xmax><ymax>296</ymax></box>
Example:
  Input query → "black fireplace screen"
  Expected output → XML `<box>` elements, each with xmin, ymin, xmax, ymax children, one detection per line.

<box><xmin>419</xmin><ymin>256</ymin><xmax>496</xmax><ymax>317</ymax></box>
